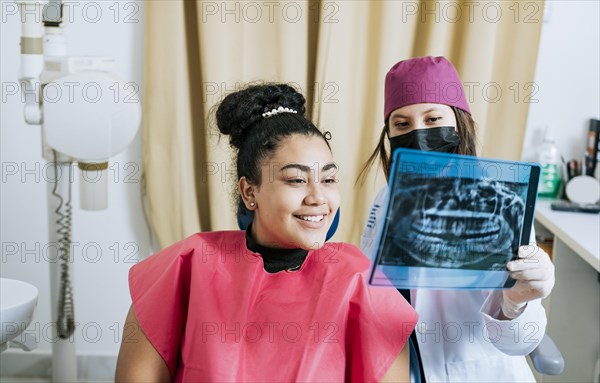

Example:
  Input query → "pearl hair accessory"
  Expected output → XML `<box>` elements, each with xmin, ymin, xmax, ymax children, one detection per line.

<box><xmin>262</xmin><ymin>106</ymin><xmax>298</xmax><ymax>118</ymax></box>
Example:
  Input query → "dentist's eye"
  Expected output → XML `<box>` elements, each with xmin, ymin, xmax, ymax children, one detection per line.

<box><xmin>287</xmin><ymin>178</ymin><xmax>306</xmax><ymax>184</ymax></box>
<box><xmin>322</xmin><ymin>178</ymin><xmax>338</xmax><ymax>184</ymax></box>
<box><xmin>427</xmin><ymin>117</ymin><xmax>442</xmax><ymax>123</ymax></box>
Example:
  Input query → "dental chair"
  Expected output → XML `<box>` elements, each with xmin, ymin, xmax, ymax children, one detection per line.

<box><xmin>237</xmin><ymin>209</ymin><xmax>564</xmax><ymax>381</ymax></box>
<box><xmin>407</xmin><ymin>334</ymin><xmax>564</xmax><ymax>383</ymax></box>
<box><xmin>529</xmin><ymin>335</ymin><xmax>564</xmax><ymax>375</ymax></box>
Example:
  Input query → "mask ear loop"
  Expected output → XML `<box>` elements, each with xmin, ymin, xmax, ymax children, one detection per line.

<box><xmin>381</xmin><ymin>124</ymin><xmax>393</xmax><ymax>182</ymax></box>
<box><xmin>383</xmin><ymin>123</ymin><xmax>391</xmax><ymax>157</ymax></box>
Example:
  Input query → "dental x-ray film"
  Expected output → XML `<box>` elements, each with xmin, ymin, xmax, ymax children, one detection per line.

<box><xmin>369</xmin><ymin>148</ymin><xmax>540</xmax><ymax>289</ymax></box>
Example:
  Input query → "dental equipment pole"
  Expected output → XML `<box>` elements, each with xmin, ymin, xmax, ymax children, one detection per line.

<box><xmin>14</xmin><ymin>2</ymin><xmax>76</xmax><ymax>382</ymax></box>
<box><xmin>15</xmin><ymin>0</ymin><xmax>45</xmax><ymax>125</ymax></box>
<box><xmin>15</xmin><ymin>1</ymin><xmax>141</xmax><ymax>381</ymax></box>
<box><xmin>47</xmin><ymin>160</ymin><xmax>77</xmax><ymax>383</ymax></box>
<box><xmin>42</xmin><ymin>3</ymin><xmax>77</xmax><ymax>382</ymax></box>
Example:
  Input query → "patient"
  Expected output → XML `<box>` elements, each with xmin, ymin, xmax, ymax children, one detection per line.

<box><xmin>115</xmin><ymin>83</ymin><xmax>418</xmax><ymax>382</ymax></box>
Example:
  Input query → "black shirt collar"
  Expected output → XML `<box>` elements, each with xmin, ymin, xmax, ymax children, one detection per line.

<box><xmin>245</xmin><ymin>224</ymin><xmax>309</xmax><ymax>273</ymax></box>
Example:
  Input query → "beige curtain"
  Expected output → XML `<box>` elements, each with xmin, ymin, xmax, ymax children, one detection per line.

<box><xmin>143</xmin><ymin>0</ymin><xmax>545</xmax><ymax>249</ymax></box>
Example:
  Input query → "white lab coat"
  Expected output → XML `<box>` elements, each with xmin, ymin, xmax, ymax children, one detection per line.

<box><xmin>361</xmin><ymin>187</ymin><xmax>547</xmax><ymax>383</ymax></box>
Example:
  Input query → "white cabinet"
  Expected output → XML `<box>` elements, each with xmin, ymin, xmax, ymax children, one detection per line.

<box><xmin>534</xmin><ymin>201</ymin><xmax>600</xmax><ymax>383</ymax></box>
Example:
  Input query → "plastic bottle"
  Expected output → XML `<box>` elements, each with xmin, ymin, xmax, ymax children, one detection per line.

<box><xmin>537</xmin><ymin>128</ymin><xmax>563</xmax><ymax>198</ymax></box>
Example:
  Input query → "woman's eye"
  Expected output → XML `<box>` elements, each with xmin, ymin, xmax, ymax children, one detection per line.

<box><xmin>427</xmin><ymin>117</ymin><xmax>442</xmax><ymax>123</ymax></box>
<box><xmin>394</xmin><ymin>121</ymin><xmax>409</xmax><ymax>128</ymax></box>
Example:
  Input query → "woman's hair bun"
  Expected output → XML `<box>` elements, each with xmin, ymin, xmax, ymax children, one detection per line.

<box><xmin>215</xmin><ymin>83</ymin><xmax>306</xmax><ymax>149</ymax></box>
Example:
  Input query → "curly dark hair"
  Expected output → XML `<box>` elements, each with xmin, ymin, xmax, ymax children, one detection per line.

<box><xmin>215</xmin><ymin>83</ymin><xmax>331</xmax><ymax>216</ymax></box>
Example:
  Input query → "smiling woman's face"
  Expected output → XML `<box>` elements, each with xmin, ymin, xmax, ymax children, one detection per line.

<box><xmin>246</xmin><ymin>134</ymin><xmax>340</xmax><ymax>250</ymax></box>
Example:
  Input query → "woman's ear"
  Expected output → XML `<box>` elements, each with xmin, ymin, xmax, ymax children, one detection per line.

<box><xmin>239</xmin><ymin>177</ymin><xmax>257</xmax><ymax>210</ymax></box>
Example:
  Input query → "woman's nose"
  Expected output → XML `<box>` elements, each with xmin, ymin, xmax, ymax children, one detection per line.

<box><xmin>413</xmin><ymin>121</ymin><xmax>427</xmax><ymax>131</ymax></box>
<box><xmin>304</xmin><ymin>182</ymin><xmax>327</xmax><ymax>205</ymax></box>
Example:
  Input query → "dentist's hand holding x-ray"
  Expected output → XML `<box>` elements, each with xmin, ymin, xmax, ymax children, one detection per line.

<box><xmin>502</xmin><ymin>245</ymin><xmax>556</xmax><ymax>319</ymax></box>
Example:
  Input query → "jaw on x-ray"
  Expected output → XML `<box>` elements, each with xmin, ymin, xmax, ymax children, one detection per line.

<box><xmin>383</xmin><ymin>176</ymin><xmax>526</xmax><ymax>270</ymax></box>
<box><xmin>370</xmin><ymin>149</ymin><xmax>540</xmax><ymax>289</ymax></box>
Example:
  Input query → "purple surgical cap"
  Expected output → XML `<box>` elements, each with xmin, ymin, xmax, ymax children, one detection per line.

<box><xmin>384</xmin><ymin>56</ymin><xmax>471</xmax><ymax>121</ymax></box>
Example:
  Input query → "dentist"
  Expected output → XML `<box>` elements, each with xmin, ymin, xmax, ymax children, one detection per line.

<box><xmin>358</xmin><ymin>56</ymin><xmax>555</xmax><ymax>382</ymax></box>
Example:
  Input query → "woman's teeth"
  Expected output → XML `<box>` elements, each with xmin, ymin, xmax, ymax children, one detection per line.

<box><xmin>297</xmin><ymin>215</ymin><xmax>324</xmax><ymax>222</ymax></box>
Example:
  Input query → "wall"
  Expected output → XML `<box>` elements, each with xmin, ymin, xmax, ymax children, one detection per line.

<box><xmin>1</xmin><ymin>0</ymin><xmax>149</xmax><ymax>378</ymax></box>
<box><xmin>522</xmin><ymin>2</ymin><xmax>600</xmax><ymax>380</ymax></box>
<box><xmin>521</xmin><ymin>1</ymin><xmax>600</xmax><ymax>164</ymax></box>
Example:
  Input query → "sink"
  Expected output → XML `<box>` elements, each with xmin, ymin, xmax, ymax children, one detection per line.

<box><xmin>0</xmin><ymin>278</ymin><xmax>39</xmax><ymax>352</ymax></box>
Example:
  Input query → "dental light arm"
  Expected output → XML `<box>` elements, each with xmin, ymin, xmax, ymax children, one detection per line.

<box><xmin>16</xmin><ymin>0</ymin><xmax>141</xmax><ymax>210</ymax></box>
<box><xmin>16</xmin><ymin>0</ymin><xmax>47</xmax><ymax>124</ymax></box>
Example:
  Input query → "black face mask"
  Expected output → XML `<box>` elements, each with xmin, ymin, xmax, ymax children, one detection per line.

<box><xmin>389</xmin><ymin>126</ymin><xmax>461</xmax><ymax>154</ymax></box>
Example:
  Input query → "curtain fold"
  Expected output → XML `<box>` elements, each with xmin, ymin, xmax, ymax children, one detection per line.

<box><xmin>143</xmin><ymin>1</ymin><xmax>201</xmax><ymax>247</ymax></box>
<box><xmin>143</xmin><ymin>0</ymin><xmax>545</xmax><ymax>248</ymax></box>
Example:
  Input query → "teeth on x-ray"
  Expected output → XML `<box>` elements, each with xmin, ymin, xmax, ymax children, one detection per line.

<box><xmin>388</xmin><ymin>176</ymin><xmax>525</xmax><ymax>268</ymax></box>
